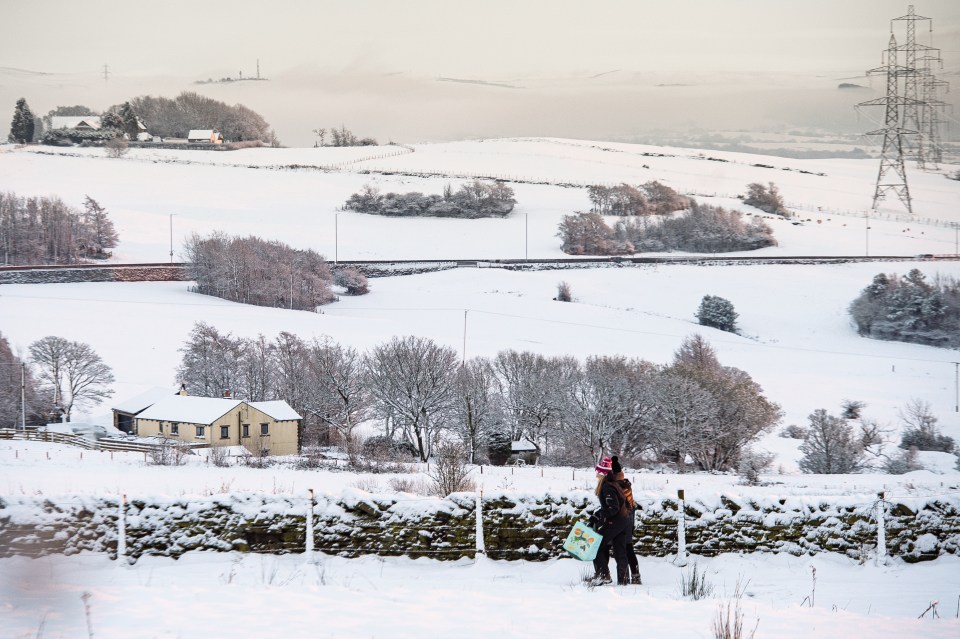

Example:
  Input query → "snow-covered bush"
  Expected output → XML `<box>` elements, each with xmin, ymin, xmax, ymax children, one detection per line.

<box><xmin>333</xmin><ymin>267</ymin><xmax>369</xmax><ymax>295</ymax></box>
<box><xmin>738</xmin><ymin>449</ymin><xmax>775</xmax><ymax>485</ymax></box>
<box><xmin>743</xmin><ymin>181</ymin><xmax>790</xmax><ymax>217</ymax></box>
<box><xmin>696</xmin><ymin>295</ymin><xmax>738</xmax><ymax>333</ymax></box>
<box><xmin>898</xmin><ymin>398</ymin><xmax>955</xmax><ymax>453</ymax></box>
<box><xmin>428</xmin><ymin>441</ymin><xmax>476</xmax><ymax>497</ymax></box>
<box><xmin>848</xmin><ymin>270</ymin><xmax>959</xmax><ymax>349</ymax></box>
<box><xmin>556</xmin><ymin>281</ymin><xmax>572</xmax><ymax>302</ymax></box>
<box><xmin>779</xmin><ymin>424</ymin><xmax>807</xmax><ymax>439</ymax></box>
<box><xmin>884</xmin><ymin>447</ymin><xmax>924</xmax><ymax>474</ymax></box>
<box><xmin>344</xmin><ymin>180</ymin><xmax>515</xmax><ymax>218</ymax></box>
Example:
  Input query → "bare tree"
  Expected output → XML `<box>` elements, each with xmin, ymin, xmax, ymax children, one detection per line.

<box><xmin>176</xmin><ymin>322</ymin><xmax>243</xmax><ymax>397</ymax></box>
<box><xmin>667</xmin><ymin>335</ymin><xmax>782</xmax><ymax>471</ymax></box>
<box><xmin>448</xmin><ymin>357</ymin><xmax>503</xmax><ymax>464</ymax></box>
<box><xmin>649</xmin><ymin>373</ymin><xmax>715</xmax><ymax>472</ymax></box>
<box><xmin>29</xmin><ymin>336</ymin><xmax>114</xmax><ymax>422</ymax></box>
<box><xmin>561</xmin><ymin>356</ymin><xmax>655</xmax><ymax>463</ymax></box>
<box><xmin>364</xmin><ymin>336</ymin><xmax>459</xmax><ymax>461</ymax></box>
<box><xmin>798</xmin><ymin>409</ymin><xmax>868</xmax><ymax>474</ymax></box>
<box><xmin>304</xmin><ymin>337</ymin><xmax>370</xmax><ymax>445</ymax></box>
<box><xmin>492</xmin><ymin>350</ymin><xmax>571</xmax><ymax>448</ymax></box>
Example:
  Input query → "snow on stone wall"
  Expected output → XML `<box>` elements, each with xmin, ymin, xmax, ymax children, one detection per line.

<box><xmin>1</xmin><ymin>491</ymin><xmax>957</xmax><ymax>562</ymax></box>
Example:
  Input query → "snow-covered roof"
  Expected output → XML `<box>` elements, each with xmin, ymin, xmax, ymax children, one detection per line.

<box><xmin>136</xmin><ymin>395</ymin><xmax>242</xmax><ymax>425</ymax></box>
<box><xmin>50</xmin><ymin>116</ymin><xmax>101</xmax><ymax>130</ymax></box>
<box><xmin>511</xmin><ymin>438</ymin><xmax>538</xmax><ymax>452</ymax></box>
<box><xmin>187</xmin><ymin>129</ymin><xmax>215</xmax><ymax>139</ymax></box>
<box><xmin>113</xmin><ymin>386</ymin><xmax>177</xmax><ymax>414</ymax></box>
<box><xmin>249</xmin><ymin>400</ymin><xmax>302</xmax><ymax>421</ymax></box>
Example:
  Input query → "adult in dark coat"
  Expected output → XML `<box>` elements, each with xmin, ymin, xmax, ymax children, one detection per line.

<box><xmin>590</xmin><ymin>456</ymin><xmax>631</xmax><ymax>585</ymax></box>
<box><xmin>611</xmin><ymin>457</ymin><xmax>641</xmax><ymax>584</ymax></box>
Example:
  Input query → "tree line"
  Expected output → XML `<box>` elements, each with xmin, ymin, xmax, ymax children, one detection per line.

<box><xmin>558</xmin><ymin>199</ymin><xmax>776</xmax><ymax>255</ymax></box>
<box><xmin>344</xmin><ymin>180</ymin><xmax>516</xmax><ymax>218</ymax></box>
<box><xmin>9</xmin><ymin>93</ymin><xmax>275</xmax><ymax>145</ymax></box>
<box><xmin>128</xmin><ymin>92</ymin><xmax>274</xmax><ymax>142</ymax></box>
<box><xmin>183</xmin><ymin>233</ymin><xmax>351</xmax><ymax>310</ymax></box>
<box><xmin>0</xmin><ymin>192</ymin><xmax>119</xmax><ymax>265</ymax></box>
<box><xmin>848</xmin><ymin>269</ymin><xmax>959</xmax><ymax>349</ymax></box>
<box><xmin>176</xmin><ymin>326</ymin><xmax>783</xmax><ymax>470</ymax></box>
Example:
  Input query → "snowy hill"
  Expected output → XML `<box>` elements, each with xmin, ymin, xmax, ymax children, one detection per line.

<box><xmin>2</xmin><ymin>136</ymin><xmax>960</xmax><ymax>639</ymax></box>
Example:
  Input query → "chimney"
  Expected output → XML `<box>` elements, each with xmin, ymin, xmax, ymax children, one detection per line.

<box><xmin>178</xmin><ymin>383</ymin><xmax>188</xmax><ymax>397</ymax></box>
<box><xmin>223</xmin><ymin>389</ymin><xmax>231</xmax><ymax>399</ymax></box>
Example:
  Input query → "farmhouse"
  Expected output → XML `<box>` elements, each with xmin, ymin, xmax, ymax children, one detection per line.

<box><xmin>50</xmin><ymin>116</ymin><xmax>102</xmax><ymax>130</ymax></box>
<box><xmin>131</xmin><ymin>395</ymin><xmax>301</xmax><ymax>456</ymax></box>
<box><xmin>187</xmin><ymin>129</ymin><xmax>224</xmax><ymax>144</ymax></box>
<box><xmin>111</xmin><ymin>386</ymin><xmax>180</xmax><ymax>433</ymax></box>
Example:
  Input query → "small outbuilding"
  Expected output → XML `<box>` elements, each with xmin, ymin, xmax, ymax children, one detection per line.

<box><xmin>187</xmin><ymin>129</ymin><xmax>224</xmax><ymax>144</ymax></box>
<box><xmin>508</xmin><ymin>438</ymin><xmax>540</xmax><ymax>466</ymax></box>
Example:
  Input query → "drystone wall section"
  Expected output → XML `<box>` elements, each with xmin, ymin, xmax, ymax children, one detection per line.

<box><xmin>1</xmin><ymin>492</ymin><xmax>957</xmax><ymax>563</ymax></box>
<box><xmin>0</xmin><ymin>265</ymin><xmax>189</xmax><ymax>285</ymax></box>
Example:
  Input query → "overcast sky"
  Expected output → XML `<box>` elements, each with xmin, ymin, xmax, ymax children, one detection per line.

<box><xmin>3</xmin><ymin>0</ymin><xmax>959</xmax><ymax>79</ymax></box>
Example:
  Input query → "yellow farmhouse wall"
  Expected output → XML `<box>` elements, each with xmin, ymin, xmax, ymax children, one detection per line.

<box><xmin>135</xmin><ymin>403</ymin><xmax>299</xmax><ymax>456</ymax></box>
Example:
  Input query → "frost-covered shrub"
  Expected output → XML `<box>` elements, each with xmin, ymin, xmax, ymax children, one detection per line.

<box><xmin>696</xmin><ymin>295</ymin><xmax>738</xmax><ymax>333</ymax></box>
<box><xmin>334</xmin><ymin>267</ymin><xmax>369</xmax><ymax>295</ymax></box>
<box><xmin>743</xmin><ymin>181</ymin><xmax>790</xmax><ymax>217</ymax></box>
<box><xmin>362</xmin><ymin>435</ymin><xmax>418</xmax><ymax>462</ymax></box>
<box><xmin>556</xmin><ymin>281</ymin><xmax>572</xmax><ymax>302</ymax></box>
<box><xmin>738</xmin><ymin>449</ymin><xmax>775</xmax><ymax>485</ymax></box>
<box><xmin>779</xmin><ymin>424</ymin><xmax>807</xmax><ymax>439</ymax></box>
<box><xmin>898</xmin><ymin>399</ymin><xmax>954</xmax><ymax>453</ymax></box>
<box><xmin>344</xmin><ymin>180</ymin><xmax>515</xmax><ymax>218</ymax></box>
<box><xmin>884</xmin><ymin>447</ymin><xmax>924</xmax><ymax>474</ymax></box>
<box><xmin>848</xmin><ymin>270</ymin><xmax>959</xmax><ymax>349</ymax></box>
<box><xmin>429</xmin><ymin>441</ymin><xmax>475</xmax><ymax>497</ymax></box>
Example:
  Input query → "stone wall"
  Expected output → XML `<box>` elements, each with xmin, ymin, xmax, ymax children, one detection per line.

<box><xmin>0</xmin><ymin>265</ymin><xmax>189</xmax><ymax>285</ymax></box>
<box><xmin>2</xmin><ymin>492</ymin><xmax>957</xmax><ymax>563</ymax></box>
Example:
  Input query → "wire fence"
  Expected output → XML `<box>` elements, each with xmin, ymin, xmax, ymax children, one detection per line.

<box><xmin>2</xmin><ymin>484</ymin><xmax>957</xmax><ymax>564</ymax></box>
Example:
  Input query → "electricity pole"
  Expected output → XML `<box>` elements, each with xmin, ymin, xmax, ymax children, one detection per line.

<box><xmin>857</xmin><ymin>34</ymin><xmax>916</xmax><ymax>215</ymax></box>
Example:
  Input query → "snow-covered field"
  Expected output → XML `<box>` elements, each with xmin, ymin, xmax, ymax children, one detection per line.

<box><xmin>2</xmin><ymin>139</ymin><xmax>960</xmax><ymax>638</ymax></box>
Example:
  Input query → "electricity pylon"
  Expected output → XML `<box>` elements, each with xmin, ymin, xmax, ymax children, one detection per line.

<box><xmin>857</xmin><ymin>34</ymin><xmax>917</xmax><ymax>214</ymax></box>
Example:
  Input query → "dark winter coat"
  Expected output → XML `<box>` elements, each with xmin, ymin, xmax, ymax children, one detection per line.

<box><xmin>596</xmin><ymin>475</ymin><xmax>630</xmax><ymax>536</ymax></box>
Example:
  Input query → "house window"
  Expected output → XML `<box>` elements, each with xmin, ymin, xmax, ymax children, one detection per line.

<box><xmin>171</xmin><ymin>423</ymin><xmax>179</xmax><ymax>435</ymax></box>
<box><xmin>242</xmin><ymin>424</ymin><xmax>250</xmax><ymax>438</ymax></box>
<box><xmin>196</xmin><ymin>426</ymin><xmax>205</xmax><ymax>438</ymax></box>
<box><xmin>220</xmin><ymin>425</ymin><xmax>229</xmax><ymax>439</ymax></box>
<box><xmin>158</xmin><ymin>423</ymin><xmax>163</xmax><ymax>433</ymax></box>
<box><xmin>260</xmin><ymin>423</ymin><xmax>269</xmax><ymax>436</ymax></box>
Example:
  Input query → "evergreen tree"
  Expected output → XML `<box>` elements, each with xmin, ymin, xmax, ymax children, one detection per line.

<box><xmin>696</xmin><ymin>295</ymin><xmax>739</xmax><ymax>333</ymax></box>
<box><xmin>9</xmin><ymin>98</ymin><xmax>35</xmax><ymax>143</ymax></box>
<box><xmin>100</xmin><ymin>111</ymin><xmax>124</xmax><ymax>133</ymax></box>
<box><xmin>120</xmin><ymin>102</ymin><xmax>140</xmax><ymax>140</ymax></box>
<box><xmin>80</xmin><ymin>196</ymin><xmax>119</xmax><ymax>258</ymax></box>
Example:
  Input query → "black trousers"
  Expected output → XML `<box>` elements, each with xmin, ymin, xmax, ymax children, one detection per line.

<box><xmin>592</xmin><ymin>519</ymin><xmax>630</xmax><ymax>584</ymax></box>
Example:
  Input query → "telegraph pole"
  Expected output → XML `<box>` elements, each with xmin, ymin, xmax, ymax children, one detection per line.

<box><xmin>102</xmin><ymin>64</ymin><xmax>111</xmax><ymax>81</ymax></box>
<box><xmin>21</xmin><ymin>362</ymin><xmax>27</xmax><ymax>431</ymax></box>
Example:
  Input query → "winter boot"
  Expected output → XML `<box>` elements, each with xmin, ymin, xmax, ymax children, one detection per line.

<box><xmin>630</xmin><ymin>573</ymin><xmax>642</xmax><ymax>585</ymax></box>
<box><xmin>588</xmin><ymin>572</ymin><xmax>613</xmax><ymax>587</ymax></box>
